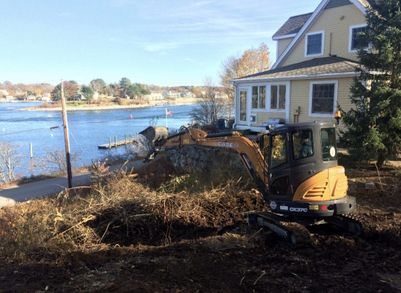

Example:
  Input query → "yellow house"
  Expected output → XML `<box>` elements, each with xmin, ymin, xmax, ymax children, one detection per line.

<box><xmin>233</xmin><ymin>0</ymin><xmax>370</xmax><ymax>131</ymax></box>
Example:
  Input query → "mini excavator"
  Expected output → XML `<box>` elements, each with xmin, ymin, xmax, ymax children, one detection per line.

<box><xmin>145</xmin><ymin>121</ymin><xmax>362</xmax><ymax>245</ymax></box>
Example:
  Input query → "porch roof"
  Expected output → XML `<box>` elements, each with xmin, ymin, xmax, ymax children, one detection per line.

<box><xmin>234</xmin><ymin>56</ymin><xmax>361</xmax><ymax>82</ymax></box>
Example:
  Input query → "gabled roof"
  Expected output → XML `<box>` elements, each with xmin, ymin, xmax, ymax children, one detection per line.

<box><xmin>234</xmin><ymin>56</ymin><xmax>360</xmax><ymax>82</ymax></box>
<box><xmin>272</xmin><ymin>0</ymin><xmax>369</xmax><ymax>69</ymax></box>
<box><xmin>272</xmin><ymin>13</ymin><xmax>313</xmax><ymax>40</ymax></box>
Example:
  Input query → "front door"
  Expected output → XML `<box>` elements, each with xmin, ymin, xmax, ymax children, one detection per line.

<box><xmin>238</xmin><ymin>88</ymin><xmax>248</xmax><ymax>124</ymax></box>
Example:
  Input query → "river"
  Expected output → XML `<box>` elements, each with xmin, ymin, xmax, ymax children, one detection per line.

<box><xmin>0</xmin><ymin>102</ymin><xmax>197</xmax><ymax>178</ymax></box>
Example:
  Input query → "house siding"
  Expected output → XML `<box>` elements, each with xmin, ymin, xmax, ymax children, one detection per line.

<box><xmin>290</xmin><ymin>77</ymin><xmax>353</xmax><ymax>123</ymax></box>
<box><xmin>277</xmin><ymin>38</ymin><xmax>293</xmax><ymax>58</ymax></box>
<box><xmin>281</xmin><ymin>4</ymin><xmax>365</xmax><ymax>66</ymax></box>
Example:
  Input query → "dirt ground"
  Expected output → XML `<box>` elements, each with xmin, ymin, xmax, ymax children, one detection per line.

<box><xmin>0</xmin><ymin>164</ymin><xmax>400</xmax><ymax>292</ymax></box>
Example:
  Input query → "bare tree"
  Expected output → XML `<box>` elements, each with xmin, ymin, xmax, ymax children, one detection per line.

<box><xmin>0</xmin><ymin>142</ymin><xmax>19</xmax><ymax>183</ymax></box>
<box><xmin>45</xmin><ymin>150</ymin><xmax>80</xmax><ymax>175</ymax></box>
<box><xmin>190</xmin><ymin>79</ymin><xmax>226</xmax><ymax>126</ymax></box>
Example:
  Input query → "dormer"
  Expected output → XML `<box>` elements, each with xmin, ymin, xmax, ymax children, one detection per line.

<box><xmin>273</xmin><ymin>0</ymin><xmax>369</xmax><ymax>69</ymax></box>
<box><xmin>273</xmin><ymin>13</ymin><xmax>313</xmax><ymax>60</ymax></box>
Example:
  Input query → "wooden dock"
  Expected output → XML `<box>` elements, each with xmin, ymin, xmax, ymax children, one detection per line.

<box><xmin>98</xmin><ymin>136</ymin><xmax>135</xmax><ymax>149</ymax></box>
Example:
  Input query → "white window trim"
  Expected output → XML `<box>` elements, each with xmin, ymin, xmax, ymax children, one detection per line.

<box><xmin>237</xmin><ymin>87</ymin><xmax>249</xmax><ymax>123</ymax></box>
<box><xmin>250</xmin><ymin>84</ymin><xmax>268</xmax><ymax>112</ymax></box>
<box><xmin>268</xmin><ymin>82</ymin><xmax>289</xmax><ymax>113</ymax></box>
<box><xmin>304</xmin><ymin>31</ymin><xmax>325</xmax><ymax>57</ymax></box>
<box><xmin>348</xmin><ymin>24</ymin><xmax>368</xmax><ymax>53</ymax></box>
<box><xmin>309</xmin><ymin>80</ymin><xmax>338</xmax><ymax>117</ymax></box>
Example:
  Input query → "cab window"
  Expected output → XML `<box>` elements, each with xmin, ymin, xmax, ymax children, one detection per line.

<box><xmin>292</xmin><ymin>129</ymin><xmax>314</xmax><ymax>160</ymax></box>
<box><xmin>321</xmin><ymin>128</ymin><xmax>337</xmax><ymax>161</ymax></box>
<box><xmin>271</xmin><ymin>133</ymin><xmax>287</xmax><ymax>168</ymax></box>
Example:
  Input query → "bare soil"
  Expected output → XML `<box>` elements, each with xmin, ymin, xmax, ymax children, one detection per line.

<box><xmin>0</xmin><ymin>163</ymin><xmax>400</xmax><ymax>292</ymax></box>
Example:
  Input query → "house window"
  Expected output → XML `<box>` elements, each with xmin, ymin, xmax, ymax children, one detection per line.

<box><xmin>350</xmin><ymin>25</ymin><xmax>369</xmax><ymax>51</ymax></box>
<box><xmin>306</xmin><ymin>32</ymin><xmax>324</xmax><ymax>56</ymax></box>
<box><xmin>252</xmin><ymin>86</ymin><xmax>266</xmax><ymax>109</ymax></box>
<box><xmin>310</xmin><ymin>82</ymin><xmax>337</xmax><ymax>115</ymax></box>
<box><xmin>271</xmin><ymin>85</ymin><xmax>286</xmax><ymax>110</ymax></box>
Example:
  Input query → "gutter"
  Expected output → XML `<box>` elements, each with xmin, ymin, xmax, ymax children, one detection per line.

<box><xmin>232</xmin><ymin>71</ymin><xmax>360</xmax><ymax>84</ymax></box>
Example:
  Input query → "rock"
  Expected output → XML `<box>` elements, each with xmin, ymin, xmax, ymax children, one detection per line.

<box><xmin>0</xmin><ymin>196</ymin><xmax>16</xmax><ymax>208</ymax></box>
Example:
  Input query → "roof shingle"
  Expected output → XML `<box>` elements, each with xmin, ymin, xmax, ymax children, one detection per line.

<box><xmin>272</xmin><ymin>13</ymin><xmax>312</xmax><ymax>39</ymax></box>
<box><xmin>235</xmin><ymin>56</ymin><xmax>361</xmax><ymax>81</ymax></box>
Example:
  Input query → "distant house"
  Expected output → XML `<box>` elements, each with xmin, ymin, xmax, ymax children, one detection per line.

<box><xmin>40</xmin><ymin>96</ymin><xmax>51</xmax><ymax>103</ymax></box>
<box><xmin>163</xmin><ymin>91</ymin><xmax>181</xmax><ymax>99</ymax></box>
<box><xmin>233</xmin><ymin>0</ymin><xmax>370</xmax><ymax>130</ymax></box>
<box><xmin>180</xmin><ymin>91</ymin><xmax>195</xmax><ymax>98</ymax></box>
<box><xmin>26</xmin><ymin>95</ymin><xmax>37</xmax><ymax>101</ymax></box>
<box><xmin>144</xmin><ymin>92</ymin><xmax>164</xmax><ymax>101</ymax></box>
<box><xmin>70</xmin><ymin>94</ymin><xmax>86</xmax><ymax>101</ymax></box>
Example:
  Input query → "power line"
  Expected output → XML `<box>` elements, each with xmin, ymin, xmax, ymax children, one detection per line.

<box><xmin>0</xmin><ymin>126</ymin><xmax>60</xmax><ymax>136</ymax></box>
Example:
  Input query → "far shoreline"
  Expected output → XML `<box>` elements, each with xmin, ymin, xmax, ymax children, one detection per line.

<box><xmin>21</xmin><ymin>98</ymin><xmax>199</xmax><ymax>112</ymax></box>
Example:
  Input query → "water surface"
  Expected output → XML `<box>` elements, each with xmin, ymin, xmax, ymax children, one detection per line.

<box><xmin>0</xmin><ymin>102</ymin><xmax>197</xmax><ymax>177</ymax></box>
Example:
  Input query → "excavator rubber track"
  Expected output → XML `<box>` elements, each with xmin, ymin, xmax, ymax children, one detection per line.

<box><xmin>325</xmin><ymin>214</ymin><xmax>364</xmax><ymax>236</ymax></box>
<box><xmin>247</xmin><ymin>212</ymin><xmax>312</xmax><ymax>246</ymax></box>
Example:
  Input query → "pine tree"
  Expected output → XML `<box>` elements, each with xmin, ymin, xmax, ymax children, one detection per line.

<box><xmin>342</xmin><ymin>0</ymin><xmax>401</xmax><ymax>167</ymax></box>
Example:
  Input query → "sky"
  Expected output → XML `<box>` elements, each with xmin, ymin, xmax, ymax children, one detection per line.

<box><xmin>0</xmin><ymin>0</ymin><xmax>321</xmax><ymax>86</ymax></box>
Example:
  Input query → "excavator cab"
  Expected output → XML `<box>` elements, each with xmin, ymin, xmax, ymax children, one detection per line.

<box><xmin>263</xmin><ymin>122</ymin><xmax>356</xmax><ymax>218</ymax></box>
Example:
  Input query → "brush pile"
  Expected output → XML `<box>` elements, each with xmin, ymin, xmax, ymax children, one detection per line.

<box><xmin>0</xmin><ymin>167</ymin><xmax>264</xmax><ymax>262</ymax></box>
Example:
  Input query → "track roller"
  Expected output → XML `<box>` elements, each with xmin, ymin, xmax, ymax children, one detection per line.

<box><xmin>326</xmin><ymin>214</ymin><xmax>363</xmax><ymax>236</ymax></box>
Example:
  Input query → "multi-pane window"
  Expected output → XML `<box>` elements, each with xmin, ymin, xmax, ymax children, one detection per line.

<box><xmin>271</xmin><ymin>85</ymin><xmax>286</xmax><ymax>110</ymax></box>
<box><xmin>252</xmin><ymin>86</ymin><xmax>266</xmax><ymax>109</ymax></box>
<box><xmin>311</xmin><ymin>83</ymin><xmax>336</xmax><ymax>114</ymax></box>
<box><xmin>306</xmin><ymin>32</ymin><xmax>323</xmax><ymax>56</ymax></box>
<box><xmin>350</xmin><ymin>26</ymin><xmax>369</xmax><ymax>51</ymax></box>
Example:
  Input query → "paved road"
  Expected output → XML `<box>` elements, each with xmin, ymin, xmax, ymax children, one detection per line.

<box><xmin>0</xmin><ymin>160</ymin><xmax>145</xmax><ymax>208</ymax></box>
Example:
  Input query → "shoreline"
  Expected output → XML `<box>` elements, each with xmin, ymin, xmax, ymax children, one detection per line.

<box><xmin>21</xmin><ymin>98</ymin><xmax>199</xmax><ymax>112</ymax></box>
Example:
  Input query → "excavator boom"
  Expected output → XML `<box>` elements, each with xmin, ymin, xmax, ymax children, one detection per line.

<box><xmin>159</xmin><ymin>128</ymin><xmax>269</xmax><ymax>195</ymax></box>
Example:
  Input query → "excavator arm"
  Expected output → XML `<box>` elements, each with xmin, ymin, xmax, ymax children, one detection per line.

<box><xmin>157</xmin><ymin>128</ymin><xmax>269</xmax><ymax>196</ymax></box>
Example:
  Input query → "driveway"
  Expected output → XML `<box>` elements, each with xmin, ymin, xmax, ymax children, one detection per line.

<box><xmin>0</xmin><ymin>160</ymin><xmax>145</xmax><ymax>208</ymax></box>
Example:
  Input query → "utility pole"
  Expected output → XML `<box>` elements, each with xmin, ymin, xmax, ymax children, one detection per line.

<box><xmin>61</xmin><ymin>80</ymin><xmax>73</xmax><ymax>188</ymax></box>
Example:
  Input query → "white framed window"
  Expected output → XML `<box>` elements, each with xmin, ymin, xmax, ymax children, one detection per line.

<box><xmin>309</xmin><ymin>80</ymin><xmax>338</xmax><ymax>117</ymax></box>
<box><xmin>270</xmin><ymin>84</ymin><xmax>286</xmax><ymax>111</ymax></box>
<box><xmin>349</xmin><ymin>24</ymin><xmax>369</xmax><ymax>52</ymax></box>
<box><xmin>251</xmin><ymin>85</ymin><xmax>266</xmax><ymax>110</ymax></box>
<box><xmin>305</xmin><ymin>31</ymin><xmax>324</xmax><ymax>57</ymax></box>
